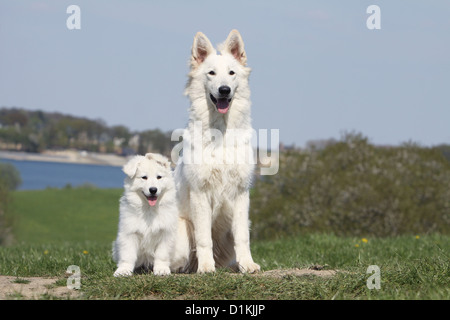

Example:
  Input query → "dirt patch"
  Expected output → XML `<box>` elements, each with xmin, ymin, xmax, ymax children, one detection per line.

<box><xmin>223</xmin><ymin>266</ymin><xmax>338</xmax><ymax>278</ymax></box>
<box><xmin>0</xmin><ymin>276</ymin><xmax>81</xmax><ymax>300</ymax></box>
<box><xmin>258</xmin><ymin>268</ymin><xmax>337</xmax><ymax>278</ymax></box>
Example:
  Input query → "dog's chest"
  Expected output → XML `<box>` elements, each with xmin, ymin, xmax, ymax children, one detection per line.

<box><xmin>187</xmin><ymin>142</ymin><xmax>254</xmax><ymax>191</ymax></box>
<box><xmin>199</xmin><ymin>162</ymin><xmax>253</xmax><ymax>195</ymax></box>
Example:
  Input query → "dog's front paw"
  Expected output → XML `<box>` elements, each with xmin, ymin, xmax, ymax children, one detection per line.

<box><xmin>153</xmin><ymin>266</ymin><xmax>171</xmax><ymax>276</ymax></box>
<box><xmin>197</xmin><ymin>260</ymin><xmax>216</xmax><ymax>274</ymax></box>
<box><xmin>238</xmin><ymin>260</ymin><xmax>260</xmax><ymax>274</ymax></box>
<box><xmin>114</xmin><ymin>267</ymin><xmax>133</xmax><ymax>277</ymax></box>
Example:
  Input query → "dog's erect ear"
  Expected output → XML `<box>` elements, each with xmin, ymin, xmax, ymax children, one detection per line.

<box><xmin>222</xmin><ymin>29</ymin><xmax>247</xmax><ymax>66</ymax></box>
<box><xmin>191</xmin><ymin>32</ymin><xmax>215</xmax><ymax>68</ymax></box>
<box><xmin>145</xmin><ymin>153</ymin><xmax>171</xmax><ymax>169</ymax></box>
<box><xmin>122</xmin><ymin>155</ymin><xmax>144</xmax><ymax>178</ymax></box>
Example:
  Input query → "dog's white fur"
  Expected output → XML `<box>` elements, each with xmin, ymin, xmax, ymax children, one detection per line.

<box><xmin>174</xmin><ymin>30</ymin><xmax>260</xmax><ymax>273</ymax></box>
<box><xmin>112</xmin><ymin>153</ymin><xmax>189</xmax><ymax>276</ymax></box>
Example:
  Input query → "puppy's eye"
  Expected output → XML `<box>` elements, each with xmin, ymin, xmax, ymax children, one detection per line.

<box><xmin>208</xmin><ymin>71</ymin><xmax>215</xmax><ymax>75</ymax></box>
<box><xmin>157</xmin><ymin>175</ymin><xmax>162</xmax><ymax>180</ymax></box>
<box><xmin>141</xmin><ymin>176</ymin><xmax>148</xmax><ymax>180</ymax></box>
<box><xmin>229</xmin><ymin>70</ymin><xmax>235</xmax><ymax>75</ymax></box>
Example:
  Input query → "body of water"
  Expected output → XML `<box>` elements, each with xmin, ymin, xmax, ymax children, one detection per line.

<box><xmin>1</xmin><ymin>159</ymin><xmax>125</xmax><ymax>190</ymax></box>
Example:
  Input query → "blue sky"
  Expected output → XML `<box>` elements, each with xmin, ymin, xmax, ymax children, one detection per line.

<box><xmin>1</xmin><ymin>0</ymin><xmax>449</xmax><ymax>147</ymax></box>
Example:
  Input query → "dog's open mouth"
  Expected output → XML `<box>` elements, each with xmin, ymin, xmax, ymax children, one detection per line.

<box><xmin>210</xmin><ymin>94</ymin><xmax>231</xmax><ymax>114</ymax></box>
<box><xmin>143</xmin><ymin>193</ymin><xmax>158</xmax><ymax>206</ymax></box>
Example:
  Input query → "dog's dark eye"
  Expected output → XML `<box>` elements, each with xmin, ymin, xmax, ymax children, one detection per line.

<box><xmin>229</xmin><ymin>70</ymin><xmax>235</xmax><ymax>75</ymax></box>
<box><xmin>157</xmin><ymin>175</ymin><xmax>162</xmax><ymax>180</ymax></box>
<box><xmin>208</xmin><ymin>71</ymin><xmax>215</xmax><ymax>75</ymax></box>
<box><xmin>141</xmin><ymin>176</ymin><xmax>148</xmax><ymax>180</ymax></box>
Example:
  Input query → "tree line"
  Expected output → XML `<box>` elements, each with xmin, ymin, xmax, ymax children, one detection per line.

<box><xmin>0</xmin><ymin>107</ymin><xmax>174</xmax><ymax>156</ymax></box>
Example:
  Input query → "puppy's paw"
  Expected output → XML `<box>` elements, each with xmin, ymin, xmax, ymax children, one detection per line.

<box><xmin>238</xmin><ymin>260</ymin><xmax>261</xmax><ymax>274</ymax></box>
<box><xmin>113</xmin><ymin>267</ymin><xmax>133</xmax><ymax>277</ymax></box>
<box><xmin>153</xmin><ymin>266</ymin><xmax>171</xmax><ymax>276</ymax></box>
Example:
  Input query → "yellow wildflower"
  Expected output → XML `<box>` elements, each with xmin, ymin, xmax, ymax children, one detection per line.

<box><xmin>361</xmin><ymin>238</ymin><xmax>368</xmax><ymax>243</ymax></box>
<box><xmin>83</xmin><ymin>250</ymin><xmax>89</xmax><ymax>255</ymax></box>
<box><xmin>415</xmin><ymin>235</ymin><xmax>420</xmax><ymax>239</ymax></box>
<box><xmin>44</xmin><ymin>250</ymin><xmax>49</xmax><ymax>255</ymax></box>
<box><xmin>355</xmin><ymin>244</ymin><xmax>360</xmax><ymax>248</ymax></box>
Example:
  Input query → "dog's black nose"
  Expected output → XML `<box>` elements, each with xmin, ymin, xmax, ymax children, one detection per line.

<box><xmin>149</xmin><ymin>187</ymin><xmax>157</xmax><ymax>195</ymax></box>
<box><xmin>218</xmin><ymin>86</ymin><xmax>231</xmax><ymax>96</ymax></box>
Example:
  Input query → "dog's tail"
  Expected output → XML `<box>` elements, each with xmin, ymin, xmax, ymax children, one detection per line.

<box><xmin>184</xmin><ymin>219</ymin><xmax>198</xmax><ymax>273</ymax></box>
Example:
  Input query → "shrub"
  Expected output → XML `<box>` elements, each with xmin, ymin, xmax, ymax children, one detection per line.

<box><xmin>0</xmin><ymin>162</ymin><xmax>22</xmax><ymax>190</ymax></box>
<box><xmin>250</xmin><ymin>133</ymin><xmax>450</xmax><ymax>240</ymax></box>
<box><xmin>0</xmin><ymin>162</ymin><xmax>21</xmax><ymax>245</ymax></box>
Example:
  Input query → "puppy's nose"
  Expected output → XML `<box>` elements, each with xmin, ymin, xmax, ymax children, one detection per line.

<box><xmin>149</xmin><ymin>187</ymin><xmax>157</xmax><ymax>195</ymax></box>
<box><xmin>218</xmin><ymin>86</ymin><xmax>231</xmax><ymax>96</ymax></box>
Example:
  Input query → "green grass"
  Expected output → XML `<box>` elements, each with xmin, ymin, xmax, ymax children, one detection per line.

<box><xmin>9</xmin><ymin>187</ymin><xmax>121</xmax><ymax>243</ymax></box>
<box><xmin>1</xmin><ymin>187</ymin><xmax>449</xmax><ymax>300</ymax></box>
<box><xmin>0</xmin><ymin>234</ymin><xmax>448</xmax><ymax>300</ymax></box>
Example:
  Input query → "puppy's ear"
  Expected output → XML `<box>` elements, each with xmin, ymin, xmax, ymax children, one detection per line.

<box><xmin>191</xmin><ymin>32</ymin><xmax>215</xmax><ymax>69</ymax></box>
<box><xmin>145</xmin><ymin>153</ymin><xmax>171</xmax><ymax>169</ymax></box>
<box><xmin>222</xmin><ymin>29</ymin><xmax>247</xmax><ymax>65</ymax></box>
<box><xmin>122</xmin><ymin>155</ymin><xmax>144</xmax><ymax>178</ymax></box>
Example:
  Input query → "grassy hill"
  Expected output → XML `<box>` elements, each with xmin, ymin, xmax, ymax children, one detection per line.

<box><xmin>9</xmin><ymin>187</ymin><xmax>121</xmax><ymax>244</ymax></box>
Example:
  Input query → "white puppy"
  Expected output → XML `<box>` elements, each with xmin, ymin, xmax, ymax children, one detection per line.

<box><xmin>112</xmin><ymin>153</ymin><xmax>187</xmax><ymax>276</ymax></box>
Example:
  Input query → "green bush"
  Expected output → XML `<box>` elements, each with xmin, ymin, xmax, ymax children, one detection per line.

<box><xmin>250</xmin><ymin>133</ymin><xmax>450</xmax><ymax>240</ymax></box>
<box><xmin>0</xmin><ymin>162</ymin><xmax>22</xmax><ymax>190</ymax></box>
<box><xmin>0</xmin><ymin>162</ymin><xmax>22</xmax><ymax>245</ymax></box>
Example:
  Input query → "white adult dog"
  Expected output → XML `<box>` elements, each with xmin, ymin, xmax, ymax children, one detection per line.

<box><xmin>113</xmin><ymin>153</ymin><xmax>189</xmax><ymax>277</ymax></box>
<box><xmin>174</xmin><ymin>30</ymin><xmax>260</xmax><ymax>274</ymax></box>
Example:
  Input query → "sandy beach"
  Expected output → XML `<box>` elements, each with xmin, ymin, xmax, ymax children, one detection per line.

<box><xmin>0</xmin><ymin>150</ymin><xmax>128</xmax><ymax>167</ymax></box>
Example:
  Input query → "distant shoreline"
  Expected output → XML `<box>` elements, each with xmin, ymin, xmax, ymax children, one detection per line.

<box><xmin>0</xmin><ymin>150</ymin><xmax>128</xmax><ymax>167</ymax></box>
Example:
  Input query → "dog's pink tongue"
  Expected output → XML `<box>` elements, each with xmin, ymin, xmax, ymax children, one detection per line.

<box><xmin>217</xmin><ymin>99</ymin><xmax>229</xmax><ymax>114</ymax></box>
<box><xmin>148</xmin><ymin>198</ymin><xmax>157</xmax><ymax>206</ymax></box>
